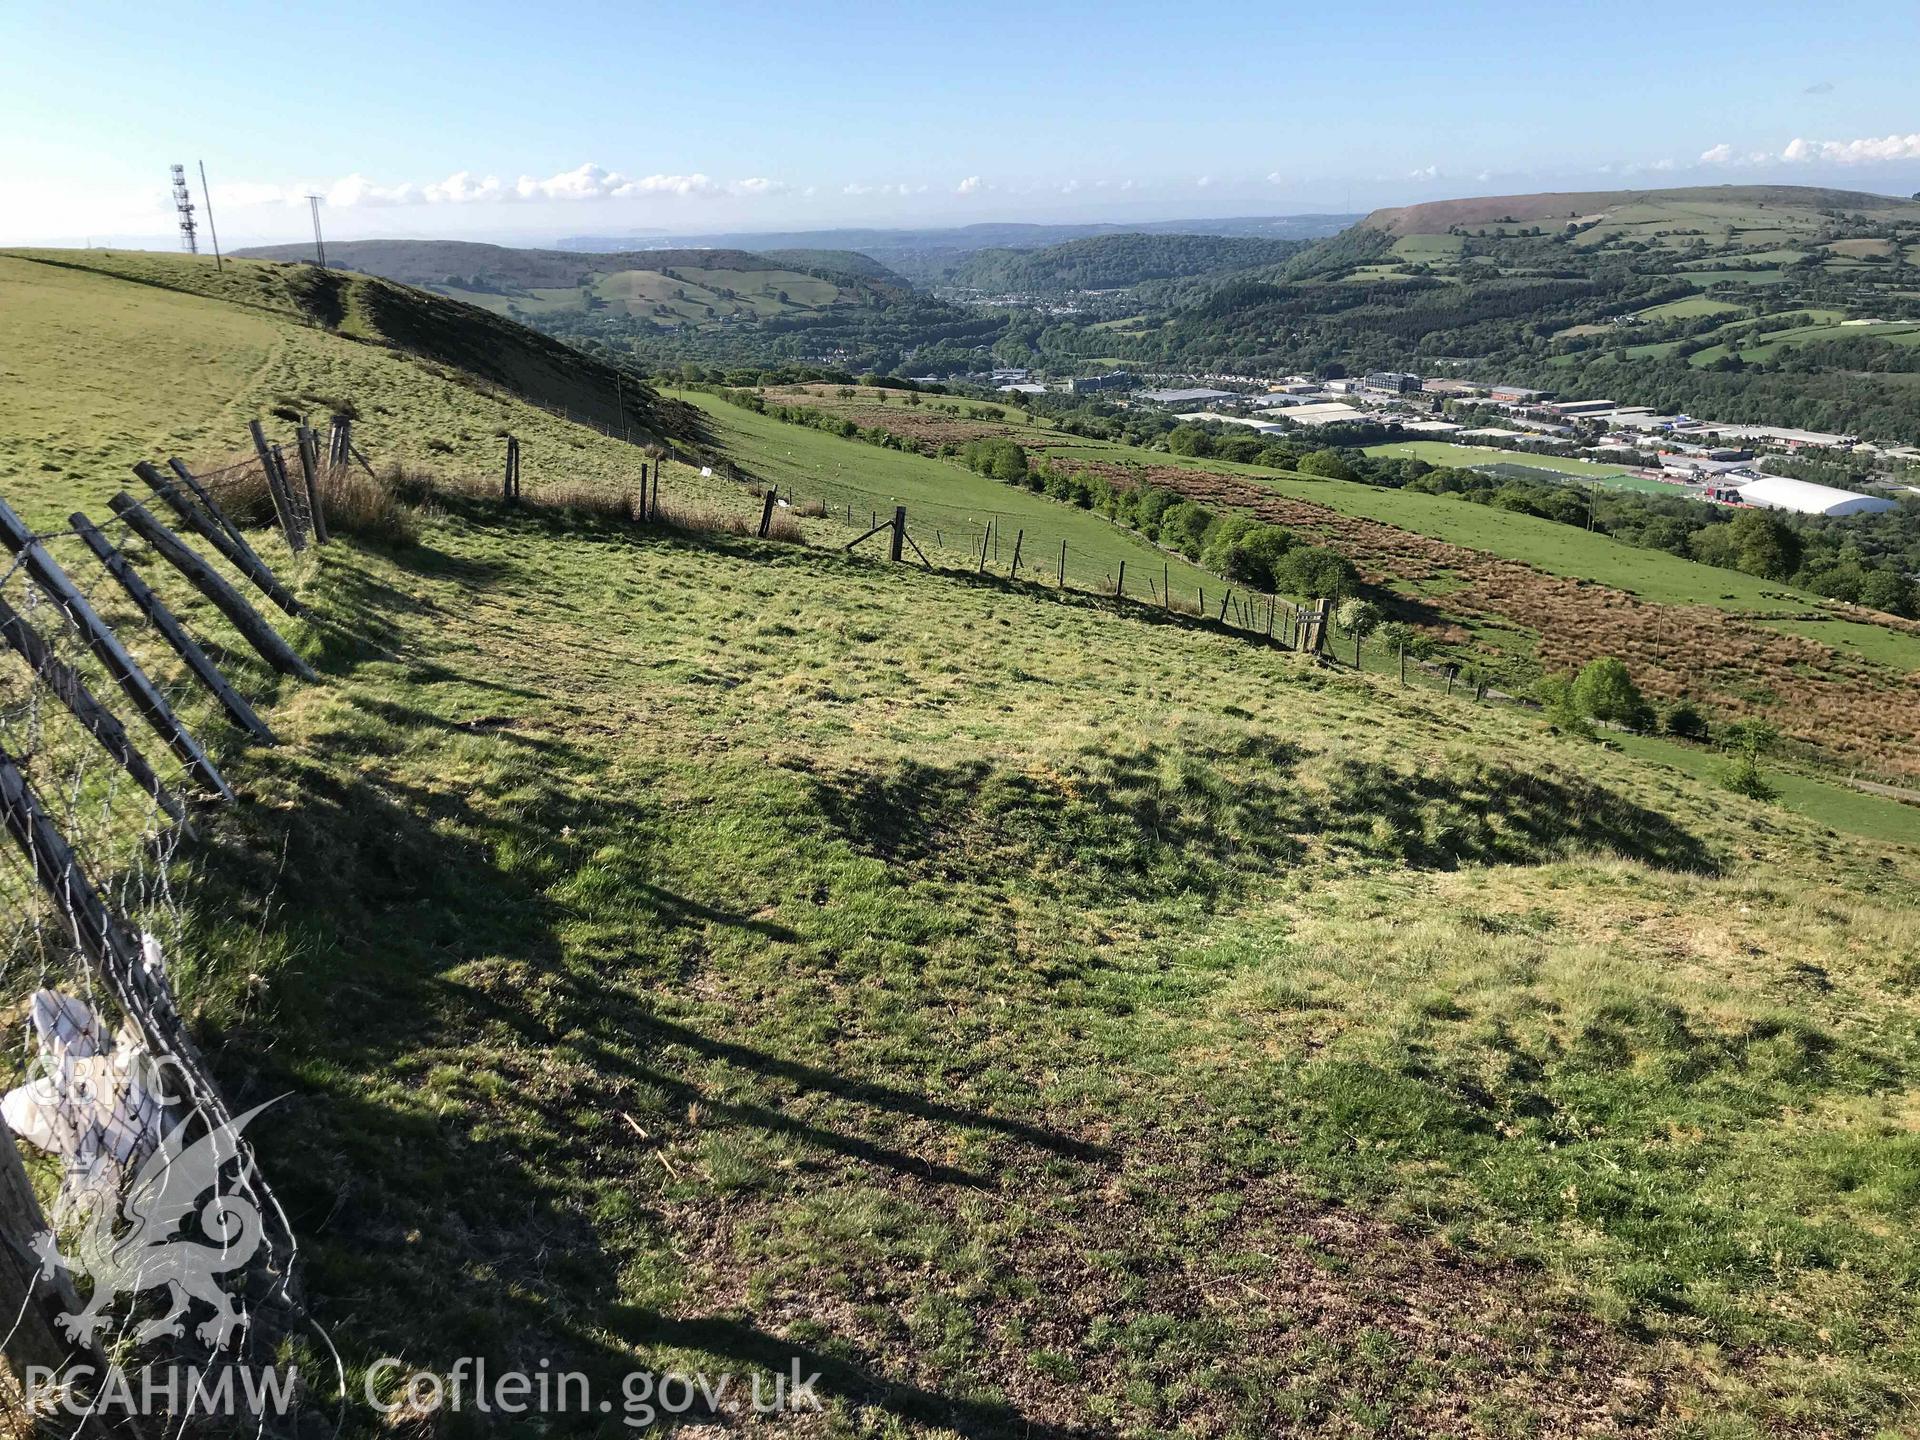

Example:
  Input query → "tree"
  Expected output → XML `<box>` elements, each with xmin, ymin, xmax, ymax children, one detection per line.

<box><xmin>1722</xmin><ymin>720</ymin><xmax>1780</xmax><ymax>802</ymax></box>
<box><xmin>1728</xmin><ymin>509</ymin><xmax>1803</xmax><ymax>581</ymax></box>
<box><xmin>1336</xmin><ymin>597</ymin><xmax>1381</xmax><ymax>637</ymax></box>
<box><xmin>1664</xmin><ymin>700</ymin><xmax>1709</xmax><ymax>740</ymax></box>
<box><xmin>1298</xmin><ymin>449</ymin><xmax>1357</xmax><ymax>481</ymax></box>
<box><xmin>1536</xmin><ymin>674</ymin><xmax>1595</xmax><ymax>739</ymax></box>
<box><xmin>1272</xmin><ymin>545</ymin><xmax>1359</xmax><ymax>599</ymax></box>
<box><xmin>1858</xmin><ymin>568</ymin><xmax>1916</xmax><ymax>617</ymax></box>
<box><xmin>1167</xmin><ymin>425</ymin><xmax>1213</xmax><ymax>457</ymax></box>
<box><xmin>1571</xmin><ymin>657</ymin><xmax>1649</xmax><ymax>729</ymax></box>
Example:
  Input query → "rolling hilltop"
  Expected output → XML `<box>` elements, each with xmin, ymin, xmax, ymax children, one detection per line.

<box><xmin>234</xmin><ymin>236</ymin><xmax>910</xmax><ymax>323</ymax></box>
<box><xmin>3</xmin><ymin>244</ymin><xmax>1920</xmax><ymax>1436</ymax></box>
<box><xmin>1360</xmin><ymin>182</ymin><xmax>1920</xmax><ymax>236</ymax></box>
<box><xmin>237</xmin><ymin>235</ymin><xmax>1005</xmax><ymax>374</ymax></box>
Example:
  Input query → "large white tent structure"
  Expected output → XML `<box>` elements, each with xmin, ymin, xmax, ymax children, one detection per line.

<box><xmin>1734</xmin><ymin>475</ymin><xmax>1898</xmax><ymax>518</ymax></box>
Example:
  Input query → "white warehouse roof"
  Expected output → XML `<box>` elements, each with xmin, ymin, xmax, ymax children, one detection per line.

<box><xmin>1735</xmin><ymin>475</ymin><xmax>1898</xmax><ymax>517</ymax></box>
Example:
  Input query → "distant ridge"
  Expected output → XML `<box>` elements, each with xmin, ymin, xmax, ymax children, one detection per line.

<box><xmin>1360</xmin><ymin>184</ymin><xmax>1913</xmax><ymax>236</ymax></box>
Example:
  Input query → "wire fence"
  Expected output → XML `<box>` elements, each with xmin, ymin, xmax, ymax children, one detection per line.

<box><xmin>0</xmin><ymin>436</ymin><xmax>331</xmax><ymax>1433</ymax></box>
<box><xmin>707</xmin><ymin>464</ymin><xmax>1533</xmax><ymax>705</ymax></box>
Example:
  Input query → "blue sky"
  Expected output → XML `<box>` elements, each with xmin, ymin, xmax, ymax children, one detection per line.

<box><xmin>5</xmin><ymin>0</ymin><xmax>1918</xmax><ymax>245</ymax></box>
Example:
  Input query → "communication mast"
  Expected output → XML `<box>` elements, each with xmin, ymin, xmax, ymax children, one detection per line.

<box><xmin>170</xmin><ymin>164</ymin><xmax>198</xmax><ymax>254</ymax></box>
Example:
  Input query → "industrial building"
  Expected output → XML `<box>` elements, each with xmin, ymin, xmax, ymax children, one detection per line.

<box><xmin>1137</xmin><ymin>387</ymin><xmax>1241</xmax><ymax>407</ymax></box>
<box><xmin>1733</xmin><ymin>475</ymin><xmax>1897</xmax><ymax>517</ymax></box>
<box><xmin>1068</xmin><ymin>372</ymin><xmax>1134</xmax><ymax>395</ymax></box>
<box><xmin>1364</xmin><ymin>371</ymin><xmax>1423</xmax><ymax>394</ymax></box>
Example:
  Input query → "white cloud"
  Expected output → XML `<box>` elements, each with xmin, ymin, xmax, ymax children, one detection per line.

<box><xmin>1195</xmin><ymin>175</ymin><xmax>1213</xmax><ymax>188</ymax></box>
<box><xmin>1408</xmin><ymin>164</ymin><xmax>1441</xmax><ymax>181</ymax></box>
<box><xmin>956</xmin><ymin>175</ymin><xmax>986</xmax><ymax>195</ymax></box>
<box><xmin>845</xmin><ymin>181</ymin><xmax>926</xmax><ymax>198</ymax></box>
<box><xmin>298</xmin><ymin>162</ymin><xmax>732</xmax><ymax>209</ymax></box>
<box><xmin>734</xmin><ymin>177</ymin><xmax>789</xmax><ymax>196</ymax></box>
<box><xmin>1699</xmin><ymin>143</ymin><xmax>1736</xmax><ymax>165</ymax></box>
<box><xmin>1780</xmin><ymin>132</ymin><xmax>1920</xmax><ymax>165</ymax></box>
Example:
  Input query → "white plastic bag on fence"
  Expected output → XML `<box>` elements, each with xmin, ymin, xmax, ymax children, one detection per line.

<box><xmin>3</xmin><ymin>934</ymin><xmax>179</xmax><ymax>1212</ymax></box>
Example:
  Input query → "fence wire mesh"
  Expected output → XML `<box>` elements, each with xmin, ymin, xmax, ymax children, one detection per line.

<box><xmin>0</xmin><ymin>459</ymin><xmax>321</xmax><ymax>1433</ymax></box>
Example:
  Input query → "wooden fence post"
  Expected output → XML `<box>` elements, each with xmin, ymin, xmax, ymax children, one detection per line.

<box><xmin>72</xmin><ymin>514</ymin><xmax>274</xmax><ymax>741</ymax></box>
<box><xmin>1116</xmin><ymin>560</ymin><xmax>1125</xmax><ymax>602</ymax></box>
<box><xmin>0</xmin><ymin>595</ymin><xmax>184</xmax><ymax>822</ymax></box>
<box><xmin>0</xmin><ymin>497</ymin><xmax>231</xmax><ymax>800</ymax></box>
<box><xmin>1008</xmin><ymin>529</ymin><xmax>1023</xmax><ymax>579</ymax></box>
<box><xmin>139</xmin><ymin>462</ymin><xmax>304</xmax><ymax>618</ymax></box>
<box><xmin>1399</xmin><ymin>644</ymin><xmax>1406</xmax><ymax>685</ymax></box>
<box><xmin>1163</xmin><ymin>562</ymin><xmax>1169</xmax><ymax>610</ymax></box>
<box><xmin>164</xmin><ymin>456</ymin><xmax>260</xmax><ymax>562</ymax></box>
<box><xmin>1058</xmin><ymin>540</ymin><xmax>1066</xmax><ymax>586</ymax></box>
<box><xmin>295</xmin><ymin>426</ymin><xmax>329</xmax><ymax>544</ymax></box>
<box><xmin>248</xmin><ymin>420</ymin><xmax>307</xmax><ymax>551</ymax></box>
<box><xmin>758</xmin><ymin>489</ymin><xmax>777</xmax><ymax>538</ymax></box>
<box><xmin>107</xmin><ymin>494</ymin><xmax>318</xmax><ymax>681</ymax></box>
<box><xmin>888</xmin><ymin>507</ymin><xmax>905</xmax><ymax>563</ymax></box>
<box><xmin>0</xmin><ymin>1111</ymin><xmax>124</xmax><ymax>1440</ymax></box>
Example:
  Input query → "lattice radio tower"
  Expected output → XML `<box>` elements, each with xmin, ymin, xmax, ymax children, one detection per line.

<box><xmin>170</xmin><ymin>163</ymin><xmax>198</xmax><ymax>254</ymax></box>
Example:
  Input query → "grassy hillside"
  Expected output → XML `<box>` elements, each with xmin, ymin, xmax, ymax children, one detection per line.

<box><xmin>1031</xmin><ymin>185</ymin><xmax>1920</xmax><ymax>443</ymax></box>
<box><xmin>942</xmin><ymin>232</ymin><xmax>1310</xmax><ymax>294</ymax></box>
<box><xmin>0</xmin><ymin>249</ymin><xmax>731</xmax><ymax>528</ymax></box>
<box><xmin>7</xmin><ymin>249</ymin><xmax>1920</xmax><ymax>1436</ymax></box>
<box><xmin>729</xmin><ymin>384</ymin><xmax>1920</xmax><ymax>782</ymax></box>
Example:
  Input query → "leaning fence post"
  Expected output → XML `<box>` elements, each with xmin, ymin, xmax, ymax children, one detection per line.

<box><xmin>890</xmin><ymin>506</ymin><xmax>906</xmax><ymax>563</ymax></box>
<box><xmin>107</xmin><ymin>493</ymin><xmax>318</xmax><ymax>681</ymax></box>
<box><xmin>1116</xmin><ymin>560</ymin><xmax>1125</xmax><ymax>602</ymax></box>
<box><xmin>758</xmin><ymin>489</ymin><xmax>777</xmax><ymax>538</ymax></box>
<box><xmin>72</xmin><ymin>512</ymin><xmax>275</xmax><ymax>741</ymax></box>
<box><xmin>248</xmin><ymin>420</ymin><xmax>307</xmax><ymax>551</ymax></box>
<box><xmin>0</xmin><ymin>497</ymin><xmax>231</xmax><ymax>800</ymax></box>
<box><xmin>149</xmin><ymin>461</ymin><xmax>303</xmax><ymax>617</ymax></box>
<box><xmin>1008</xmin><ymin>529</ymin><xmax>1023</xmax><ymax>579</ymax></box>
<box><xmin>0</xmin><ymin>595</ymin><xmax>184</xmax><ymax>822</ymax></box>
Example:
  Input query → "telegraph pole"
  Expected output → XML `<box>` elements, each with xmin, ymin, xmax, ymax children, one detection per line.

<box><xmin>198</xmin><ymin>161</ymin><xmax>223</xmax><ymax>270</ymax></box>
<box><xmin>305</xmin><ymin>194</ymin><xmax>327</xmax><ymax>269</ymax></box>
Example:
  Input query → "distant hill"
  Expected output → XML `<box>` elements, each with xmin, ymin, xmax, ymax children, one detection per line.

<box><xmin>237</xmin><ymin>236</ymin><xmax>1002</xmax><ymax>375</ymax></box>
<box><xmin>1024</xmin><ymin>184</ymin><xmax>1920</xmax><ymax>443</ymax></box>
<box><xmin>1361</xmin><ymin>184</ymin><xmax>1916</xmax><ymax>237</ymax></box>
<box><xmin>562</xmin><ymin>215</ymin><xmax>1360</xmax><ymax>286</ymax></box>
<box><xmin>941</xmin><ymin>232</ymin><xmax>1312</xmax><ymax>293</ymax></box>
<box><xmin>233</xmin><ymin>238</ymin><xmax>909</xmax><ymax>318</ymax></box>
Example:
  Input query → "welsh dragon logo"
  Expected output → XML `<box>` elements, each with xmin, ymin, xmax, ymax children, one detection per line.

<box><xmin>32</xmin><ymin>1096</ymin><xmax>281</xmax><ymax>1349</ymax></box>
